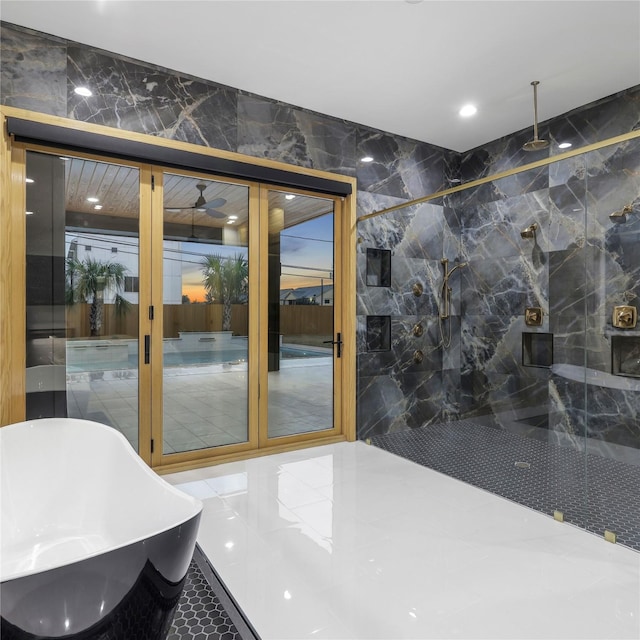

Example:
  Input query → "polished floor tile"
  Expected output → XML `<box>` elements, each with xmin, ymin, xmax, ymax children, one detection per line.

<box><xmin>166</xmin><ymin>442</ymin><xmax>640</xmax><ymax>640</ymax></box>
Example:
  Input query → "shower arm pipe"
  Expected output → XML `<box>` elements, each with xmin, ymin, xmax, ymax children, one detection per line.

<box><xmin>357</xmin><ymin>129</ymin><xmax>640</xmax><ymax>224</ymax></box>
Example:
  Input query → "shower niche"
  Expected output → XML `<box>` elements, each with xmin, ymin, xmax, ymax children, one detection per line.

<box><xmin>366</xmin><ymin>316</ymin><xmax>391</xmax><ymax>352</ymax></box>
<box><xmin>522</xmin><ymin>332</ymin><xmax>553</xmax><ymax>368</ymax></box>
<box><xmin>611</xmin><ymin>335</ymin><xmax>640</xmax><ymax>378</ymax></box>
<box><xmin>366</xmin><ymin>248</ymin><xmax>391</xmax><ymax>287</ymax></box>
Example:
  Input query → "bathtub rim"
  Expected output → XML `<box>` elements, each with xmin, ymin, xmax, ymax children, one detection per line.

<box><xmin>0</xmin><ymin>417</ymin><xmax>203</xmax><ymax>583</ymax></box>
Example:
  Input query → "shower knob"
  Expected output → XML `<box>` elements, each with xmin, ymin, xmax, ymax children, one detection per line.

<box><xmin>612</xmin><ymin>305</ymin><xmax>637</xmax><ymax>329</ymax></box>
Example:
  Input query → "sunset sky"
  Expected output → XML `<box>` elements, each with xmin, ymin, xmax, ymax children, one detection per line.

<box><xmin>180</xmin><ymin>213</ymin><xmax>334</xmax><ymax>303</ymax></box>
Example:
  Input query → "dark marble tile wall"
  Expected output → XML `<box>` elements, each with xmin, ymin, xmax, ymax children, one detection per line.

<box><xmin>458</xmin><ymin>129</ymin><xmax>640</xmax><ymax>454</ymax></box>
<box><xmin>0</xmin><ymin>24</ymin><xmax>66</xmax><ymax>116</ymax></box>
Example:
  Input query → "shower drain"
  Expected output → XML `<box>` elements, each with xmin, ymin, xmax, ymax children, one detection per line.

<box><xmin>514</xmin><ymin>461</ymin><xmax>531</xmax><ymax>469</ymax></box>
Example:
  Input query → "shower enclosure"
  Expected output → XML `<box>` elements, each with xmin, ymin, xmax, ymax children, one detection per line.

<box><xmin>358</xmin><ymin>132</ymin><xmax>640</xmax><ymax>551</ymax></box>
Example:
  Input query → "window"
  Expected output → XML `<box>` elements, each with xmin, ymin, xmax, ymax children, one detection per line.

<box><xmin>124</xmin><ymin>276</ymin><xmax>139</xmax><ymax>293</ymax></box>
<box><xmin>111</xmin><ymin>247</ymin><xmax>118</xmax><ymax>253</ymax></box>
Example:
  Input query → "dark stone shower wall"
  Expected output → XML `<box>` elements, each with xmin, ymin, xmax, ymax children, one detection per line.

<box><xmin>457</xmin><ymin>98</ymin><xmax>640</xmax><ymax>453</ymax></box>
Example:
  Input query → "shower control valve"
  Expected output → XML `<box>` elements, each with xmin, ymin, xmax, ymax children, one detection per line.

<box><xmin>612</xmin><ymin>305</ymin><xmax>637</xmax><ymax>329</ymax></box>
<box><xmin>525</xmin><ymin>307</ymin><xmax>544</xmax><ymax>327</ymax></box>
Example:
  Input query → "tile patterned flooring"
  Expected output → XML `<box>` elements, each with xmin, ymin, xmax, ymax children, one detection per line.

<box><xmin>166</xmin><ymin>440</ymin><xmax>640</xmax><ymax>640</ymax></box>
<box><xmin>67</xmin><ymin>357</ymin><xmax>333</xmax><ymax>453</ymax></box>
<box><xmin>169</xmin><ymin>546</ymin><xmax>257</xmax><ymax>640</ymax></box>
<box><xmin>370</xmin><ymin>418</ymin><xmax>640</xmax><ymax>552</ymax></box>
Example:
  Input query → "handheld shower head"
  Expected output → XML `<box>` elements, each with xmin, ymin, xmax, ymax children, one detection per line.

<box><xmin>521</xmin><ymin>222</ymin><xmax>538</xmax><ymax>239</ymax></box>
<box><xmin>609</xmin><ymin>204</ymin><xmax>633</xmax><ymax>223</ymax></box>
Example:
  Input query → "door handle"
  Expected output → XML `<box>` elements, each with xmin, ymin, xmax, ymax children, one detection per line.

<box><xmin>323</xmin><ymin>332</ymin><xmax>342</xmax><ymax>358</ymax></box>
<box><xmin>144</xmin><ymin>335</ymin><xmax>150</xmax><ymax>364</ymax></box>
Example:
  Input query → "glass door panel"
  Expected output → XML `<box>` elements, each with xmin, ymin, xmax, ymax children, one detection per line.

<box><xmin>25</xmin><ymin>151</ymin><xmax>141</xmax><ymax>450</ymax></box>
<box><xmin>161</xmin><ymin>173</ymin><xmax>250</xmax><ymax>454</ymax></box>
<box><xmin>265</xmin><ymin>189</ymin><xmax>336</xmax><ymax>438</ymax></box>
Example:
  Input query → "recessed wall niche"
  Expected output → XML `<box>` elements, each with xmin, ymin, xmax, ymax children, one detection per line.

<box><xmin>366</xmin><ymin>316</ymin><xmax>391</xmax><ymax>352</ymax></box>
<box><xmin>522</xmin><ymin>332</ymin><xmax>553</xmax><ymax>368</ymax></box>
<box><xmin>366</xmin><ymin>248</ymin><xmax>391</xmax><ymax>287</ymax></box>
<box><xmin>612</xmin><ymin>335</ymin><xmax>640</xmax><ymax>378</ymax></box>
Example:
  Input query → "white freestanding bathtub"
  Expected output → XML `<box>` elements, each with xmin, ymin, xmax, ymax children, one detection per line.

<box><xmin>0</xmin><ymin>418</ymin><xmax>202</xmax><ymax>640</ymax></box>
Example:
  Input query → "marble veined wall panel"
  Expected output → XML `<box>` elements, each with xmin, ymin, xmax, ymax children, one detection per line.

<box><xmin>460</xmin><ymin>256</ymin><xmax>545</xmax><ymax>318</ymax></box>
<box><xmin>237</xmin><ymin>94</ymin><xmax>356</xmax><ymax>175</ymax></box>
<box><xmin>0</xmin><ymin>24</ymin><xmax>66</xmax><ymax>116</ymax></box>
<box><xmin>356</xmin><ymin>126</ymin><xmax>445</xmax><ymax>199</ymax></box>
<box><xmin>67</xmin><ymin>47</ymin><xmax>237</xmax><ymax>149</ymax></box>
<box><xmin>357</xmin><ymin>373</ymin><xmax>408</xmax><ymax>439</ymax></box>
<box><xmin>549</xmin><ymin>86</ymin><xmax>640</xmax><ymax>151</ymax></box>
<box><xmin>460</xmin><ymin>189</ymin><xmax>551</xmax><ymax>260</ymax></box>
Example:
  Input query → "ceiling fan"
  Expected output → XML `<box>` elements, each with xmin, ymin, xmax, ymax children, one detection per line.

<box><xmin>166</xmin><ymin>182</ymin><xmax>227</xmax><ymax>219</ymax></box>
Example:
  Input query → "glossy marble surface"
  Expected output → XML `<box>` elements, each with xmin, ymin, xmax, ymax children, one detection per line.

<box><xmin>166</xmin><ymin>442</ymin><xmax>640</xmax><ymax>640</ymax></box>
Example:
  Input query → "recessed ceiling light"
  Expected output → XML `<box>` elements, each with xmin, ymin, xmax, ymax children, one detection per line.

<box><xmin>361</xmin><ymin>156</ymin><xmax>374</xmax><ymax>163</ymax></box>
<box><xmin>226</xmin><ymin>220</ymin><xmax>234</xmax><ymax>224</ymax></box>
<box><xmin>87</xmin><ymin>197</ymin><xmax>99</xmax><ymax>203</ymax></box>
<box><xmin>94</xmin><ymin>204</ymin><xmax>103</xmax><ymax>210</ymax></box>
<box><xmin>459</xmin><ymin>104</ymin><xmax>477</xmax><ymax>117</ymax></box>
<box><xmin>25</xmin><ymin>178</ymin><xmax>34</xmax><ymax>183</ymax></box>
<box><xmin>285</xmin><ymin>194</ymin><xmax>296</xmax><ymax>200</ymax></box>
<box><xmin>558</xmin><ymin>142</ymin><xmax>572</xmax><ymax>149</ymax></box>
<box><xmin>74</xmin><ymin>86</ymin><xmax>93</xmax><ymax>97</ymax></box>
<box><xmin>228</xmin><ymin>215</ymin><xmax>238</xmax><ymax>220</ymax></box>
<box><xmin>25</xmin><ymin>211</ymin><xmax>34</xmax><ymax>216</ymax></box>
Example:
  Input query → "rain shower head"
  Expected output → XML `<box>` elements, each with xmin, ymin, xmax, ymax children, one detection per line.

<box><xmin>522</xmin><ymin>81</ymin><xmax>550</xmax><ymax>152</ymax></box>
<box><xmin>609</xmin><ymin>204</ymin><xmax>633</xmax><ymax>223</ymax></box>
<box><xmin>521</xmin><ymin>222</ymin><xmax>538</xmax><ymax>239</ymax></box>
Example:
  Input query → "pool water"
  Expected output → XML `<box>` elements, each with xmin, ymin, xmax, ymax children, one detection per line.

<box><xmin>67</xmin><ymin>346</ymin><xmax>327</xmax><ymax>372</ymax></box>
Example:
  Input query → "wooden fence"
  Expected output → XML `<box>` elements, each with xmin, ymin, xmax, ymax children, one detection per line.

<box><xmin>66</xmin><ymin>303</ymin><xmax>332</xmax><ymax>339</ymax></box>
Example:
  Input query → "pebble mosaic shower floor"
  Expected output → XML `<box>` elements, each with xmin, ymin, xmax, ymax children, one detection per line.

<box><xmin>369</xmin><ymin>418</ymin><xmax>640</xmax><ymax>552</ymax></box>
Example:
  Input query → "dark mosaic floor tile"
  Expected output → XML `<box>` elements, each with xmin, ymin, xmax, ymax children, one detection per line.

<box><xmin>168</xmin><ymin>548</ymin><xmax>258</xmax><ymax>640</ymax></box>
<box><xmin>370</xmin><ymin>419</ymin><xmax>640</xmax><ymax>553</ymax></box>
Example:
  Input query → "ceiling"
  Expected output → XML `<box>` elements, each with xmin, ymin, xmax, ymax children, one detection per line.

<box><xmin>2</xmin><ymin>1</ymin><xmax>639</xmax><ymax>152</ymax></box>
<box><xmin>27</xmin><ymin>155</ymin><xmax>333</xmax><ymax>234</ymax></box>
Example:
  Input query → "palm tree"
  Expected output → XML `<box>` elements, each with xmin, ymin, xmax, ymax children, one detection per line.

<box><xmin>201</xmin><ymin>253</ymin><xmax>248</xmax><ymax>331</ymax></box>
<box><xmin>66</xmin><ymin>257</ymin><xmax>131</xmax><ymax>336</ymax></box>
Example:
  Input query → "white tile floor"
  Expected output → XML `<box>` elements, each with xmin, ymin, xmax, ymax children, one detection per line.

<box><xmin>165</xmin><ymin>441</ymin><xmax>640</xmax><ymax>640</ymax></box>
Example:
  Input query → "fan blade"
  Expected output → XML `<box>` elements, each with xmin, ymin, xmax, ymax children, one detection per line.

<box><xmin>206</xmin><ymin>209</ymin><xmax>227</xmax><ymax>219</ymax></box>
<box><xmin>201</xmin><ymin>197</ymin><xmax>227</xmax><ymax>210</ymax></box>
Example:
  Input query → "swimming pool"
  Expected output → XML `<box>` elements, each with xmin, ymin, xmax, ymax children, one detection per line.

<box><xmin>67</xmin><ymin>346</ymin><xmax>328</xmax><ymax>372</ymax></box>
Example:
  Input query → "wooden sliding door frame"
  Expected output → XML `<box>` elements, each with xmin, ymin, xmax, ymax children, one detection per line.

<box><xmin>1</xmin><ymin>106</ymin><xmax>356</xmax><ymax>473</ymax></box>
<box><xmin>257</xmin><ymin>184</ymin><xmax>347</xmax><ymax>450</ymax></box>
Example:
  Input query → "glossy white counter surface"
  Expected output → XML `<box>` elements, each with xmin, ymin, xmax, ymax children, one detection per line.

<box><xmin>166</xmin><ymin>442</ymin><xmax>640</xmax><ymax>639</ymax></box>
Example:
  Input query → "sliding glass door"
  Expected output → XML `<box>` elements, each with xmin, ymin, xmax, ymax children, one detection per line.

<box><xmin>156</xmin><ymin>172</ymin><xmax>253</xmax><ymax>458</ymax></box>
<box><xmin>24</xmin><ymin>150</ymin><xmax>144</xmax><ymax>451</ymax></box>
<box><xmin>20</xmin><ymin>148</ymin><xmax>347</xmax><ymax>468</ymax></box>
<box><xmin>262</xmin><ymin>187</ymin><xmax>340</xmax><ymax>441</ymax></box>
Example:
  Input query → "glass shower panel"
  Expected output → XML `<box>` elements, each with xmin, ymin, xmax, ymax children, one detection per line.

<box><xmin>583</xmin><ymin>136</ymin><xmax>640</xmax><ymax>549</ymax></box>
<box><xmin>161</xmin><ymin>173</ymin><xmax>249</xmax><ymax>454</ymax></box>
<box><xmin>455</xmin><ymin>156</ymin><xmax>590</xmax><ymax>527</ymax></box>
<box><xmin>25</xmin><ymin>151</ymin><xmax>141</xmax><ymax>450</ymax></box>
